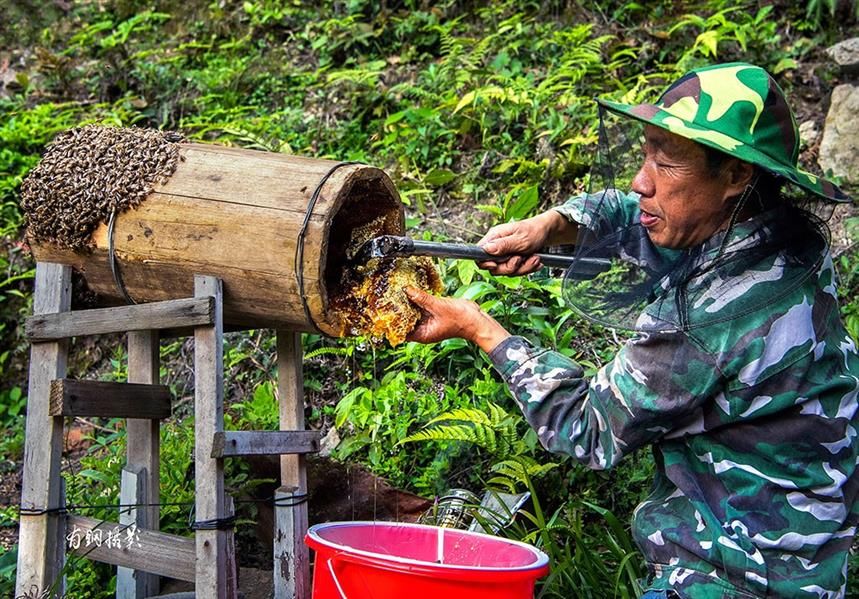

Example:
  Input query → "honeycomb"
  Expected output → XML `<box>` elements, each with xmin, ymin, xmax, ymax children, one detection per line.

<box><xmin>330</xmin><ymin>216</ymin><xmax>442</xmax><ymax>346</ymax></box>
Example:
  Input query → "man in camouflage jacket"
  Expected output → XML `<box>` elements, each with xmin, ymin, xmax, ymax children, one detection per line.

<box><xmin>406</xmin><ymin>63</ymin><xmax>859</xmax><ymax>598</ymax></box>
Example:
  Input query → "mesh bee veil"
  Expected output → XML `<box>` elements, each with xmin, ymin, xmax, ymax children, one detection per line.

<box><xmin>560</xmin><ymin>103</ymin><xmax>838</xmax><ymax>333</ymax></box>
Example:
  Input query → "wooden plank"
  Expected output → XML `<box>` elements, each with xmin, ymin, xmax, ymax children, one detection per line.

<box><xmin>26</xmin><ymin>296</ymin><xmax>215</xmax><ymax>341</ymax></box>
<box><xmin>225</xmin><ymin>496</ymin><xmax>238</xmax><ymax>598</ymax></box>
<box><xmin>117</xmin><ymin>465</ymin><xmax>154</xmax><ymax>598</ymax></box>
<box><xmin>273</xmin><ymin>486</ymin><xmax>305</xmax><ymax>599</ymax></box>
<box><xmin>123</xmin><ymin>330</ymin><xmax>161</xmax><ymax>596</ymax></box>
<box><xmin>16</xmin><ymin>262</ymin><xmax>72</xmax><ymax>599</ymax></box>
<box><xmin>275</xmin><ymin>330</ymin><xmax>310</xmax><ymax>599</ymax></box>
<box><xmin>49</xmin><ymin>379</ymin><xmax>171</xmax><ymax>419</ymax></box>
<box><xmin>193</xmin><ymin>275</ymin><xmax>233</xmax><ymax>598</ymax></box>
<box><xmin>211</xmin><ymin>431</ymin><xmax>321</xmax><ymax>458</ymax></box>
<box><xmin>66</xmin><ymin>514</ymin><xmax>195</xmax><ymax>582</ymax></box>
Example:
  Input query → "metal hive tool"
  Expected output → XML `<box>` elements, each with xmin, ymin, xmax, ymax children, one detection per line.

<box><xmin>354</xmin><ymin>235</ymin><xmax>611</xmax><ymax>278</ymax></box>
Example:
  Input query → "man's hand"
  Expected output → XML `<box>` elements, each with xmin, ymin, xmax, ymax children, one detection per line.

<box><xmin>404</xmin><ymin>287</ymin><xmax>510</xmax><ymax>353</ymax></box>
<box><xmin>477</xmin><ymin>210</ymin><xmax>573</xmax><ymax>276</ymax></box>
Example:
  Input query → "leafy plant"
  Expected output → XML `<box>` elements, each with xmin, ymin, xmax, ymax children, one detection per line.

<box><xmin>400</xmin><ymin>402</ymin><xmax>525</xmax><ymax>458</ymax></box>
<box><xmin>232</xmin><ymin>380</ymin><xmax>279</xmax><ymax>430</ymax></box>
<box><xmin>0</xmin><ymin>545</ymin><xmax>15</xmax><ymax>598</ymax></box>
<box><xmin>495</xmin><ymin>462</ymin><xmax>645</xmax><ymax>598</ymax></box>
<box><xmin>801</xmin><ymin>0</ymin><xmax>858</xmax><ymax>28</ymax></box>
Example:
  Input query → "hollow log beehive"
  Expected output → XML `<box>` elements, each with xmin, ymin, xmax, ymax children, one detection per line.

<box><xmin>27</xmin><ymin>141</ymin><xmax>405</xmax><ymax>335</ymax></box>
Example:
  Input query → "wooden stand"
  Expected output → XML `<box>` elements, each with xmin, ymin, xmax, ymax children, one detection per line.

<box><xmin>16</xmin><ymin>263</ymin><xmax>320</xmax><ymax>598</ymax></box>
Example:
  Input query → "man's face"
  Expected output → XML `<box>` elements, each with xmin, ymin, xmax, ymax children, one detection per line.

<box><xmin>631</xmin><ymin>125</ymin><xmax>743</xmax><ymax>249</ymax></box>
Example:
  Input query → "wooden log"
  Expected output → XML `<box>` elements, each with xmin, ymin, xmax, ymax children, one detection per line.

<box><xmin>193</xmin><ymin>276</ymin><xmax>233</xmax><ymax>598</ymax></box>
<box><xmin>26</xmin><ymin>296</ymin><xmax>214</xmax><ymax>341</ymax></box>
<box><xmin>276</xmin><ymin>330</ymin><xmax>310</xmax><ymax>599</ymax></box>
<box><xmin>28</xmin><ymin>145</ymin><xmax>405</xmax><ymax>334</ymax></box>
<box><xmin>16</xmin><ymin>263</ymin><xmax>71</xmax><ymax>599</ymax></box>
<box><xmin>123</xmin><ymin>330</ymin><xmax>161</xmax><ymax>596</ymax></box>
<box><xmin>66</xmin><ymin>514</ymin><xmax>195</xmax><ymax>582</ymax></box>
<box><xmin>211</xmin><ymin>431</ymin><xmax>321</xmax><ymax>458</ymax></box>
<box><xmin>49</xmin><ymin>379</ymin><xmax>171</xmax><ymax>419</ymax></box>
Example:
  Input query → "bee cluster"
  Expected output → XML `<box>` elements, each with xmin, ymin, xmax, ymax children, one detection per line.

<box><xmin>20</xmin><ymin>125</ymin><xmax>184</xmax><ymax>250</ymax></box>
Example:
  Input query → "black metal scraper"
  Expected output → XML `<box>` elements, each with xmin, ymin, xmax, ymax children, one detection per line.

<box><xmin>353</xmin><ymin>235</ymin><xmax>611</xmax><ymax>275</ymax></box>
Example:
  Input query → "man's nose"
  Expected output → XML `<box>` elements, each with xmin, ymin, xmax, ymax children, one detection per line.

<box><xmin>631</xmin><ymin>164</ymin><xmax>653</xmax><ymax>197</ymax></box>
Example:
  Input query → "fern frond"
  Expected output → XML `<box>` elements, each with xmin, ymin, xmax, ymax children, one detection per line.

<box><xmin>424</xmin><ymin>406</ymin><xmax>492</xmax><ymax>427</ymax></box>
<box><xmin>486</xmin><ymin>475</ymin><xmax>518</xmax><ymax>493</ymax></box>
<box><xmin>464</xmin><ymin>31</ymin><xmax>495</xmax><ymax>71</ymax></box>
<box><xmin>400</xmin><ymin>423</ymin><xmax>485</xmax><ymax>446</ymax></box>
<box><xmin>490</xmin><ymin>456</ymin><xmax>558</xmax><ymax>489</ymax></box>
<box><xmin>304</xmin><ymin>346</ymin><xmax>353</xmax><ymax>360</ymax></box>
<box><xmin>392</xmin><ymin>83</ymin><xmax>441</xmax><ymax>103</ymax></box>
<box><xmin>400</xmin><ymin>402</ymin><xmax>522</xmax><ymax>455</ymax></box>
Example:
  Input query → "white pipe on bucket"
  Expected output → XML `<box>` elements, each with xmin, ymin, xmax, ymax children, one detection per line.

<box><xmin>437</xmin><ymin>527</ymin><xmax>444</xmax><ymax>564</ymax></box>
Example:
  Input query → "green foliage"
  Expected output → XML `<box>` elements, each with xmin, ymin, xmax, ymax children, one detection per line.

<box><xmin>667</xmin><ymin>5</ymin><xmax>776</xmax><ymax>64</ymax></box>
<box><xmin>532</xmin><ymin>500</ymin><xmax>646</xmax><ymax>598</ymax></box>
<box><xmin>803</xmin><ymin>0</ymin><xmax>859</xmax><ymax>28</ymax></box>
<box><xmin>233</xmin><ymin>380</ymin><xmax>279</xmax><ymax>430</ymax></box>
<box><xmin>332</xmin><ymin>367</ymin><xmax>459</xmax><ymax>492</ymax></box>
<box><xmin>0</xmin><ymin>380</ymin><xmax>26</xmax><ymax>461</ymax></box>
<box><xmin>0</xmin><ymin>545</ymin><xmax>15</xmax><ymax>598</ymax></box>
<box><xmin>501</xmin><ymin>466</ymin><xmax>645</xmax><ymax>598</ymax></box>
<box><xmin>401</xmin><ymin>402</ymin><xmax>524</xmax><ymax>457</ymax></box>
<box><xmin>837</xmin><ymin>222</ymin><xmax>859</xmax><ymax>342</ymax></box>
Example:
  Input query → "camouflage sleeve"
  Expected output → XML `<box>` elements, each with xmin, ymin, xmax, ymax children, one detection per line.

<box><xmin>489</xmin><ymin>332</ymin><xmax>723</xmax><ymax>469</ymax></box>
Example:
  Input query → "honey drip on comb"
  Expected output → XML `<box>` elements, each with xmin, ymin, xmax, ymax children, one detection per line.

<box><xmin>330</xmin><ymin>216</ymin><xmax>443</xmax><ymax>346</ymax></box>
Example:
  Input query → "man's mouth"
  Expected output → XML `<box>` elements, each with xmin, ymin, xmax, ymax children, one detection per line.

<box><xmin>639</xmin><ymin>208</ymin><xmax>659</xmax><ymax>228</ymax></box>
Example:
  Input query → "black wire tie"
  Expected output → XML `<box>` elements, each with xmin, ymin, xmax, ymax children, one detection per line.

<box><xmin>294</xmin><ymin>161</ymin><xmax>363</xmax><ymax>336</ymax></box>
<box><xmin>108</xmin><ymin>207</ymin><xmax>137</xmax><ymax>305</ymax></box>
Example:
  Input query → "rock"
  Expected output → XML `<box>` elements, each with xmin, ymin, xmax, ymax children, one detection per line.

<box><xmin>0</xmin><ymin>50</ymin><xmax>32</xmax><ymax>99</ymax></box>
<box><xmin>827</xmin><ymin>38</ymin><xmax>859</xmax><ymax>74</ymax></box>
<box><xmin>0</xmin><ymin>52</ymin><xmax>20</xmax><ymax>99</ymax></box>
<box><xmin>318</xmin><ymin>425</ymin><xmax>341</xmax><ymax>457</ymax></box>
<box><xmin>819</xmin><ymin>84</ymin><xmax>859</xmax><ymax>185</ymax></box>
<box><xmin>798</xmin><ymin>120</ymin><xmax>820</xmax><ymax>148</ymax></box>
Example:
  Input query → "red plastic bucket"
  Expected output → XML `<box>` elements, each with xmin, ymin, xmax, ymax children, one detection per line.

<box><xmin>305</xmin><ymin>521</ymin><xmax>550</xmax><ymax>599</ymax></box>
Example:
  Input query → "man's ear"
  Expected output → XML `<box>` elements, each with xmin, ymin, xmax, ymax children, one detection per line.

<box><xmin>719</xmin><ymin>159</ymin><xmax>755</xmax><ymax>202</ymax></box>
<box><xmin>726</xmin><ymin>159</ymin><xmax>755</xmax><ymax>190</ymax></box>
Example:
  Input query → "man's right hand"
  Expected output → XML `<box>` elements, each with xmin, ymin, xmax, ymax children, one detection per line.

<box><xmin>477</xmin><ymin>209</ymin><xmax>572</xmax><ymax>276</ymax></box>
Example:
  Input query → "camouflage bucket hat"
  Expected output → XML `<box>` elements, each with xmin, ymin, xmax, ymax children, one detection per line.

<box><xmin>598</xmin><ymin>62</ymin><xmax>851</xmax><ymax>203</ymax></box>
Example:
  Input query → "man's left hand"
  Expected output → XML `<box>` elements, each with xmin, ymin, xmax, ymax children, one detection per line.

<box><xmin>404</xmin><ymin>287</ymin><xmax>511</xmax><ymax>352</ymax></box>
